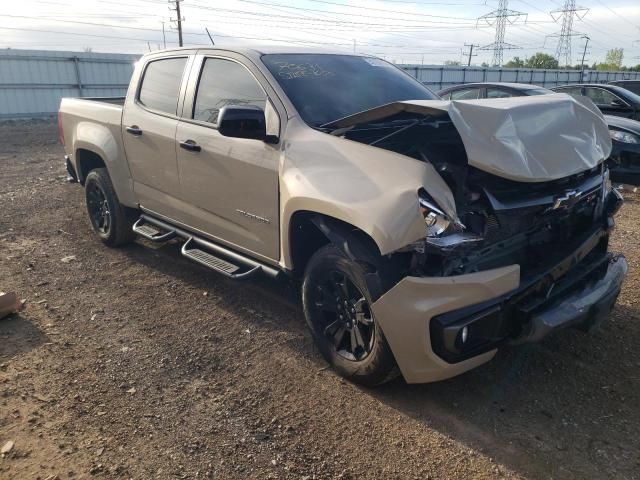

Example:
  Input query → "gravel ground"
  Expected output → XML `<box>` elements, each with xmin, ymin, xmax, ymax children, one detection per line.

<box><xmin>1</xmin><ymin>120</ymin><xmax>639</xmax><ymax>480</ymax></box>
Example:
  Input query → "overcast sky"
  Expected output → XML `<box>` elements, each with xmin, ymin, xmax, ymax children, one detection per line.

<box><xmin>1</xmin><ymin>0</ymin><xmax>639</xmax><ymax>66</ymax></box>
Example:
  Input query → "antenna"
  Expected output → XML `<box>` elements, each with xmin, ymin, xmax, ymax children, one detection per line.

<box><xmin>477</xmin><ymin>0</ymin><xmax>527</xmax><ymax>66</ymax></box>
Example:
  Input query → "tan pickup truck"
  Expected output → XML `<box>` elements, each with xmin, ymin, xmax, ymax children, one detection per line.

<box><xmin>58</xmin><ymin>47</ymin><xmax>626</xmax><ymax>386</ymax></box>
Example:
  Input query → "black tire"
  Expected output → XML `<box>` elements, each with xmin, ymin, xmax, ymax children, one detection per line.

<box><xmin>84</xmin><ymin>168</ymin><xmax>136</xmax><ymax>247</ymax></box>
<box><xmin>302</xmin><ymin>244</ymin><xmax>399</xmax><ymax>386</ymax></box>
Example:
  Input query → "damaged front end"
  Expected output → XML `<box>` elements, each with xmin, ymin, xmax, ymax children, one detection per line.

<box><xmin>328</xmin><ymin>95</ymin><xmax>627</xmax><ymax>381</ymax></box>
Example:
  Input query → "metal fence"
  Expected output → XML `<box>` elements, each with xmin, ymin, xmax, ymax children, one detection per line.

<box><xmin>1</xmin><ymin>48</ymin><xmax>640</xmax><ymax>119</ymax></box>
<box><xmin>399</xmin><ymin>65</ymin><xmax>640</xmax><ymax>91</ymax></box>
<box><xmin>0</xmin><ymin>49</ymin><xmax>139</xmax><ymax>119</ymax></box>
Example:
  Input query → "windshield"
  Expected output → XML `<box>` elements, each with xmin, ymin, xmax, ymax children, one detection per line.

<box><xmin>261</xmin><ymin>54</ymin><xmax>438</xmax><ymax>127</ymax></box>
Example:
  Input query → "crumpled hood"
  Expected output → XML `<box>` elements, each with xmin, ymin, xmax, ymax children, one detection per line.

<box><xmin>325</xmin><ymin>93</ymin><xmax>612</xmax><ymax>182</ymax></box>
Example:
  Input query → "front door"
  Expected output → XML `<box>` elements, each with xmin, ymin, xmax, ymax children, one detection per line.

<box><xmin>584</xmin><ymin>87</ymin><xmax>635</xmax><ymax>119</ymax></box>
<box><xmin>175</xmin><ymin>56</ymin><xmax>280</xmax><ymax>261</ymax></box>
<box><xmin>122</xmin><ymin>56</ymin><xmax>189</xmax><ymax>219</ymax></box>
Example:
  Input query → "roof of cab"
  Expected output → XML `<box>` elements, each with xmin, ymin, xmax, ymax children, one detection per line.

<box><xmin>144</xmin><ymin>45</ymin><xmax>367</xmax><ymax>59</ymax></box>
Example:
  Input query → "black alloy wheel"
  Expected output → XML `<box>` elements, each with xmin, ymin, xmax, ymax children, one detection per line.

<box><xmin>313</xmin><ymin>270</ymin><xmax>376</xmax><ymax>361</ymax></box>
<box><xmin>86</xmin><ymin>181</ymin><xmax>111</xmax><ymax>235</ymax></box>
<box><xmin>83</xmin><ymin>168</ymin><xmax>136</xmax><ymax>247</ymax></box>
<box><xmin>302</xmin><ymin>244</ymin><xmax>399</xmax><ymax>386</ymax></box>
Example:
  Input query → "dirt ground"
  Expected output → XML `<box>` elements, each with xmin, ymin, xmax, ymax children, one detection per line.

<box><xmin>0</xmin><ymin>120</ymin><xmax>639</xmax><ymax>480</ymax></box>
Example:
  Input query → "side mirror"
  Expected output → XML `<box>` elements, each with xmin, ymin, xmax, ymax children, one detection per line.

<box><xmin>217</xmin><ymin>105</ymin><xmax>277</xmax><ymax>143</ymax></box>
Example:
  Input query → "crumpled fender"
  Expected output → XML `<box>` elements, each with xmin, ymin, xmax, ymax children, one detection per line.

<box><xmin>279</xmin><ymin>118</ymin><xmax>457</xmax><ymax>268</ymax></box>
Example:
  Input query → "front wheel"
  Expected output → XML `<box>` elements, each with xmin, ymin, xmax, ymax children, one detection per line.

<box><xmin>84</xmin><ymin>168</ymin><xmax>136</xmax><ymax>247</ymax></box>
<box><xmin>302</xmin><ymin>244</ymin><xmax>398</xmax><ymax>386</ymax></box>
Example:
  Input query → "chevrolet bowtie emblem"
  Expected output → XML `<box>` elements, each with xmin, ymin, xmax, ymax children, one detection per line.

<box><xmin>551</xmin><ymin>190</ymin><xmax>581</xmax><ymax>210</ymax></box>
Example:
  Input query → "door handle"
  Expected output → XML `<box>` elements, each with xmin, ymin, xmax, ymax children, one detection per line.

<box><xmin>126</xmin><ymin>125</ymin><xmax>143</xmax><ymax>136</ymax></box>
<box><xmin>179</xmin><ymin>140</ymin><xmax>201</xmax><ymax>152</ymax></box>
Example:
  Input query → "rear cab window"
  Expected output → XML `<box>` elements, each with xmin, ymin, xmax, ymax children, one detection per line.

<box><xmin>193</xmin><ymin>58</ymin><xmax>267</xmax><ymax>125</ymax></box>
<box><xmin>138</xmin><ymin>57</ymin><xmax>188</xmax><ymax>115</ymax></box>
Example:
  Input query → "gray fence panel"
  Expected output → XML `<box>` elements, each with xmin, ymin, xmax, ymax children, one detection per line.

<box><xmin>0</xmin><ymin>48</ymin><xmax>138</xmax><ymax>118</ymax></box>
<box><xmin>401</xmin><ymin>65</ymin><xmax>640</xmax><ymax>90</ymax></box>
<box><xmin>2</xmin><ymin>49</ymin><xmax>640</xmax><ymax>119</ymax></box>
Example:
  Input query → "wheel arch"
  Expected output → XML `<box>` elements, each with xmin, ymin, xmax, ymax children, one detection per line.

<box><xmin>287</xmin><ymin>210</ymin><xmax>383</xmax><ymax>276</ymax></box>
<box><xmin>75</xmin><ymin>148</ymin><xmax>107</xmax><ymax>185</ymax></box>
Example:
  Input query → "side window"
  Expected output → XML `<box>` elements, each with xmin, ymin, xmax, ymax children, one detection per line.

<box><xmin>439</xmin><ymin>92</ymin><xmax>451</xmax><ymax>100</ymax></box>
<box><xmin>450</xmin><ymin>88</ymin><xmax>481</xmax><ymax>100</ymax></box>
<box><xmin>486</xmin><ymin>88</ymin><xmax>513</xmax><ymax>98</ymax></box>
<box><xmin>194</xmin><ymin>58</ymin><xmax>267</xmax><ymax>124</ymax></box>
<box><xmin>138</xmin><ymin>57</ymin><xmax>188</xmax><ymax>115</ymax></box>
<box><xmin>585</xmin><ymin>87</ymin><xmax>622</xmax><ymax>106</ymax></box>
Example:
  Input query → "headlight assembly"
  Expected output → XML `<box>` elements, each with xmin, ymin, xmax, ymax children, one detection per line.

<box><xmin>418</xmin><ymin>191</ymin><xmax>483</xmax><ymax>249</ymax></box>
<box><xmin>418</xmin><ymin>197</ymin><xmax>452</xmax><ymax>237</ymax></box>
<box><xmin>609</xmin><ymin>129</ymin><xmax>639</xmax><ymax>144</ymax></box>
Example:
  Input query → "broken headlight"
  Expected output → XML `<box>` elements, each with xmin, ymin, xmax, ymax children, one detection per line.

<box><xmin>418</xmin><ymin>191</ymin><xmax>483</xmax><ymax>249</ymax></box>
<box><xmin>419</xmin><ymin>196</ymin><xmax>453</xmax><ymax>237</ymax></box>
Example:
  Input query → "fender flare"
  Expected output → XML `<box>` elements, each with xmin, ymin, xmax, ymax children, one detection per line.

<box><xmin>310</xmin><ymin>215</ymin><xmax>404</xmax><ymax>301</ymax></box>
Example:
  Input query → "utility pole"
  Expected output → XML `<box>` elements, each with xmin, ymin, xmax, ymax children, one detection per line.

<box><xmin>551</xmin><ymin>0</ymin><xmax>588</xmax><ymax>67</ymax></box>
<box><xmin>353</xmin><ymin>39</ymin><xmax>356</xmax><ymax>53</ymax></box>
<box><xmin>169</xmin><ymin>0</ymin><xmax>184</xmax><ymax>47</ymax></box>
<box><xmin>477</xmin><ymin>0</ymin><xmax>526</xmax><ymax>66</ymax></box>
<box><xmin>464</xmin><ymin>43</ymin><xmax>479</xmax><ymax>66</ymax></box>
<box><xmin>161</xmin><ymin>21</ymin><xmax>166</xmax><ymax>49</ymax></box>
<box><xmin>580</xmin><ymin>35</ymin><xmax>590</xmax><ymax>74</ymax></box>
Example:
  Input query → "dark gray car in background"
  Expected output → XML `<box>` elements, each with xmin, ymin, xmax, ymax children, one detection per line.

<box><xmin>609</xmin><ymin>80</ymin><xmax>640</xmax><ymax>96</ymax></box>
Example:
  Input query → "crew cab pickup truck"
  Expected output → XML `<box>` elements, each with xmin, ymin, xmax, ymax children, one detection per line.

<box><xmin>59</xmin><ymin>47</ymin><xmax>627</xmax><ymax>386</ymax></box>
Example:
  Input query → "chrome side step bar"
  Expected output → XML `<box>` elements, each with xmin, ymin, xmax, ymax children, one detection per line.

<box><xmin>133</xmin><ymin>214</ymin><xmax>280</xmax><ymax>280</ymax></box>
<box><xmin>132</xmin><ymin>217</ymin><xmax>177</xmax><ymax>242</ymax></box>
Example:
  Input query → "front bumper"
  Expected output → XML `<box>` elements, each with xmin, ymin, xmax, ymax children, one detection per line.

<box><xmin>372</xmin><ymin>230</ymin><xmax>627</xmax><ymax>384</ymax></box>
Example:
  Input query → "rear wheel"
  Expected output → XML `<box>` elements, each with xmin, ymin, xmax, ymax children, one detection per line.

<box><xmin>84</xmin><ymin>168</ymin><xmax>135</xmax><ymax>247</ymax></box>
<box><xmin>302</xmin><ymin>244</ymin><xmax>398</xmax><ymax>386</ymax></box>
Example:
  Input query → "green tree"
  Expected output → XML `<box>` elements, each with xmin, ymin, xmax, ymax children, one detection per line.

<box><xmin>504</xmin><ymin>56</ymin><xmax>525</xmax><ymax>68</ymax></box>
<box><xmin>596</xmin><ymin>48</ymin><xmax>624</xmax><ymax>71</ymax></box>
<box><xmin>525</xmin><ymin>52</ymin><xmax>559</xmax><ymax>69</ymax></box>
<box><xmin>444</xmin><ymin>60</ymin><xmax>461</xmax><ymax>66</ymax></box>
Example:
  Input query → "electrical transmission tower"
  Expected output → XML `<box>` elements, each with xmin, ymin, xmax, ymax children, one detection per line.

<box><xmin>477</xmin><ymin>0</ymin><xmax>526</xmax><ymax>66</ymax></box>
<box><xmin>169</xmin><ymin>0</ymin><xmax>184</xmax><ymax>47</ymax></box>
<box><xmin>550</xmin><ymin>0</ymin><xmax>588</xmax><ymax>67</ymax></box>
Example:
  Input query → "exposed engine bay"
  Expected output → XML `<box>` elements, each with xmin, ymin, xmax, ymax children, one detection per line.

<box><xmin>339</xmin><ymin>112</ymin><xmax>621</xmax><ymax>280</ymax></box>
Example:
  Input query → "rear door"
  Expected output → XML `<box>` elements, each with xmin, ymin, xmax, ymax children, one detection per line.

<box><xmin>122</xmin><ymin>55</ymin><xmax>191</xmax><ymax>218</ymax></box>
<box><xmin>174</xmin><ymin>54</ymin><xmax>282</xmax><ymax>261</ymax></box>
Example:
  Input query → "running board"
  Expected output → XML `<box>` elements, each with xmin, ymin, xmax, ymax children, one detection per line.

<box><xmin>181</xmin><ymin>238</ymin><xmax>259</xmax><ymax>279</ymax></box>
<box><xmin>133</xmin><ymin>217</ymin><xmax>177</xmax><ymax>242</ymax></box>
<box><xmin>136</xmin><ymin>214</ymin><xmax>280</xmax><ymax>280</ymax></box>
